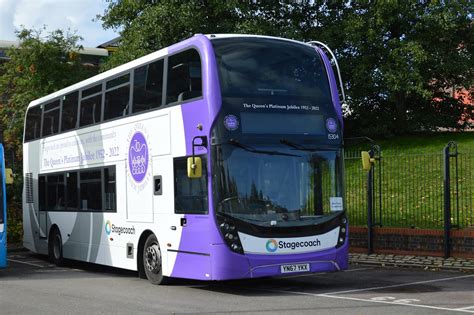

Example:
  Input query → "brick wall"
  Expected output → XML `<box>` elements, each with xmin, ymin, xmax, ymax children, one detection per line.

<box><xmin>350</xmin><ymin>227</ymin><xmax>474</xmax><ymax>258</ymax></box>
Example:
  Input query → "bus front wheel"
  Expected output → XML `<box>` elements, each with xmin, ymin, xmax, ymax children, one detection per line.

<box><xmin>48</xmin><ymin>228</ymin><xmax>64</xmax><ymax>266</ymax></box>
<box><xmin>143</xmin><ymin>234</ymin><xmax>169</xmax><ymax>285</ymax></box>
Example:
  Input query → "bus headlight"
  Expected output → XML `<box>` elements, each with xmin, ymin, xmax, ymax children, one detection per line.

<box><xmin>336</xmin><ymin>216</ymin><xmax>347</xmax><ymax>248</ymax></box>
<box><xmin>217</xmin><ymin>217</ymin><xmax>244</xmax><ymax>254</ymax></box>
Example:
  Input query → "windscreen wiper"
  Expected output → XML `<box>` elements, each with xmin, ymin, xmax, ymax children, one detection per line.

<box><xmin>228</xmin><ymin>139</ymin><xmax>300</xmax><ymax>157</ymax></box>
<box><xmin>280</xmin><ymin>139</ymin><xmax>316</xmax><ymax>151</ymax></box>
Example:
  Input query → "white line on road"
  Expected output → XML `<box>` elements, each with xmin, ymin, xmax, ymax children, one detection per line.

<box><xmin>323</xmin><ymin>274</ymin><xmax>474</xmax><ymax>295</ymax></box>
<box><xmin>325</xmin><ymin>275</ymin><xmax>474</xmax><ymax>294</ymax></box>
<box><xmin>8</xmin><ymin>259</ymin><xmax>45</xmax><ymax>268</ymax></box>
<box><xmin>248</xmin><ymin>273</ymin><xmax>474</xmax><ymax>313</ymax></box>
<box><xmin>455</xmin><ymin>306</ymin><xmax>474</xmax><ymax>312</ymax></box>
<box><xmin>251</xmin><ymin>287</ymin><xmax>474</xmax><ymax>313</ymax></box>
<box><xmin>317</xmin><ymin>294</ymin><xmax>474</xmax><ymax>313</ymax></box>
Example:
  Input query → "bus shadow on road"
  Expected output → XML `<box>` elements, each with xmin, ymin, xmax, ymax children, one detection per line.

<box><xmin>4</xmin><ymin>251</ymin><xmax>137</xmax><ymax>281</ymax></box>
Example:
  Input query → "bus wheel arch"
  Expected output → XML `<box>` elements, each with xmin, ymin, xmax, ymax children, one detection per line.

<box><xmin>48</xmin><ymin>225</ymin><xmax>64</xmax><ymax>266</ymax></box>
<box><xmin>137</xmin><ymin>230</ymin><xmax>153</xmax><ymax>279</ymax></box>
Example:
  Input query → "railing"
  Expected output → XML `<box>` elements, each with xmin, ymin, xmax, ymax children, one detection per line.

<box><xmin>344</xmin><ymin>144</ymin><xmax>473</xmax><ymax>229</ymax></box>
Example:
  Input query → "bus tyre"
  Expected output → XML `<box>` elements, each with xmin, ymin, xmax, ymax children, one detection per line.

<box><xmin>143</xmin><ymin>234</ymin><xmax>168</xmax><ymax>285</ymax></box>
<box><xmin>49</xmin><ymin>228</ymin><xmax>64</xmax><ymax>266</ymax></box>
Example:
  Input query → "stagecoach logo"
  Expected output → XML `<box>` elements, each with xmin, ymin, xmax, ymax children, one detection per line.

<box><xmin>266</xmin><ymin>239</ymin><xmax>278</xmax><ymax>252</ymax></box>
<box><xmin>266</xmin><ymin>238</ymin><xmax>322</xmax><ymax>253</ymax></box>
<box><xmin>105</xmin><ymin>220</ymin><xmax>112</xmax><ymax>235</ymax></box>
<box><xmin>326</xmin><ymin>118</ymin><xmax>338</xmax><ymax>133</ymax></box>
<box><xmin>224</xmin><ymin>115</ymin><xmax>239</xmax><ymax>131</ymax></box>
<box><xmin>104</xmin><ymin>220</ymin><xmax>136</xmax><ymax>236</ymax></box>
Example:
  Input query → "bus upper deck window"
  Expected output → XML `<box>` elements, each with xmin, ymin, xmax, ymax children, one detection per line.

<box><xmin>80</xmin><ymin>84</ymin><xmax>102</xmax><ymax>127</ymax></box>
<box><xmin>133</xmin><ymin>60</ymin><xmax>164</xmax><ymax>113</ymax></box>
<box><xmin>41</xmin><ymin>100</ymin><xmax>60</xmax><ymax>137</ymax></box>
<box><xmin>24</xmin><ymin>106</ymin><xmax>42</xmax><ymax>141</ymax></box>
<box><xmin>104</xmin><ymin>73</ymin><xmax>130</xmax><ymax>121</ymax></box>
<box><xmin>61</xmin><ymin>92</ymin><xmax>79</xmax><ymax>132</ymax></box>
<box><xmin>167</xmin><ymin>49</ymin><xmax>202</xmax><ymax>104</ymax></box>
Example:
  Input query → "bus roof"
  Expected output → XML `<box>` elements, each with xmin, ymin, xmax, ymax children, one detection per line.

<box><xmin>27</xmin><ymin>45</ymin><xmax>168</xmax><ymax>109</ymax></box>
<box><xmin>26</xmin><ymin>34</ymin><xmax>321</xmax><ymax>110</ymax></box>
<box><xmin>205</xmin><ymin>34</ymin><xmax>315</xmax><ymax>48</ymax></box>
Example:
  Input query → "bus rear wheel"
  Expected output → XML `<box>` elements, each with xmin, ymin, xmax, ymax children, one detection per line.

<box><xmin>48</xmin><ymin>228</ymin><xmax>64</xmax><ymax>266</ymax></box>
<box><xmin>143</xmin><ymin>234</ymin><xmax>169</xmax><ymax>285</ymax></box>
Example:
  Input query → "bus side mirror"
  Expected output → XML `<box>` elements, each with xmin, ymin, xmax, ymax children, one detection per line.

<box><xmin>5</xmin><ymin>168</ymin><xmax>13</xmax><ymax>184</ymax></box>
<box><xmin>361</xmin><ymin>151</ymin><xmax>375</xmax><ymax>172</ymax></box>
<box><xmin>187</xmin><ymin>157</ymin><xmax>202</xmax><ymax>178</ymax></box>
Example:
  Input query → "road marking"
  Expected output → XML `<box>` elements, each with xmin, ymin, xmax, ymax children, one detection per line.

<box><xmin>8</xmin><ymin>259</ymin><xmax>45</xmax><ymax>268</ymax></box>
<box><xmin>455</xmin><ymin>306</ymin><xmax>474</xmax><ymax>313</ymax></box>
<box><xmin>317</xmin><ymin>294</ymin><xmax>474</xmax><ymax>313</ymax></box>
<box><xmin>322</xmin><ymin>274</ymin><xmax>474</xmax><ymax>295</ymax></box>
<box><xmin>246</xmin><ymin>273</ymin><xmax>474</xmax><ymax>313</ymax></box>
<box><xmin>250</xmin><ymin>287</ymin><xmax>473</xmax><ymax>313</ymax></box>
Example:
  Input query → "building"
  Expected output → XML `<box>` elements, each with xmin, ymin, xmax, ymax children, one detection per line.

<box><xmin>0</xmin><ymin>40</ymin><xmax>109</xmax><ymax>67</ymax></box>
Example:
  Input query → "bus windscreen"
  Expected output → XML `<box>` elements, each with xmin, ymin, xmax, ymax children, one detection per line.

<box><xmin>241</xmin><ymin>113</ymin><xmax>325</xmax><ymax>135</ymax></box>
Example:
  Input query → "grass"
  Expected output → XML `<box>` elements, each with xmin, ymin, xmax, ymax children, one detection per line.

<box><xmin>344</xmin><ymin>132</ymin><xmax>473</xmax><ymax>229</ymax></box>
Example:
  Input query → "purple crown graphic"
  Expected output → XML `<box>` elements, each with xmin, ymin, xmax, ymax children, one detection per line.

<box><xmin>128</xmin><ymin>132</ymin><xmax>148</xmax><ymax>183</ymax></box>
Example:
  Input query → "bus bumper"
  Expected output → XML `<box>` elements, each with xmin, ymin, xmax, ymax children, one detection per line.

<box><xmin>210</xmin><ymin>237</ymin><xmax>349</xmax><ymax>280</ymax></box>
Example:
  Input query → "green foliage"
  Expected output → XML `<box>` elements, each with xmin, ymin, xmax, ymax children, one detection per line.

<box><xmin>7</xmin><ymin>203</ymin><xmax>23</xmax><ymax>244</ymax></box>
<box><xmin>99</xmin><ymin>1</ymin><xmax>473</xmax><ymax>135</ymax></box>
<box><xmin>99</xmin><ymin>0</ymin><xmax>240</xmax><ymax>70</ymax></box>
<box><xmin>344</xmin><ymin>133</ymin><xmax>474</xmax><ymax>229</ymax></box>
<box><xmin>0</xmin><ymin>27</ymin><xmax>98</xmax><ymax>243</ymax></box>
<box><xmin>342</xmin><ymin>1</ymin><xmax>473</xmax><ymax>136</ymax></box>
<box><xmin>0</xmin><ymin>27</ymin><xmax>96</xmax><ymax>162</ymax></box>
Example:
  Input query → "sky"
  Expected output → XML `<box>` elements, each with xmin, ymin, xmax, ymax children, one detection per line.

<box><xmin>0</xmin><ymin>0</ymin><xmax>119</xmax><ymax>47</ymax></box>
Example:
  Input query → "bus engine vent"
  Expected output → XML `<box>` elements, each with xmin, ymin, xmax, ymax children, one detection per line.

<box><xmin>25</xmin><ymin>173</ymin><xmax>33</xmax><ymax>203</ymax></box>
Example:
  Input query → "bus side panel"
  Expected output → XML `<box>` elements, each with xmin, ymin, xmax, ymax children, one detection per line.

<box><xmin>126</xmin><ymin>112</ymin><xmax>170</xmax><ymax>223</ymax></box>
<box><xmin>169</xmin><ymin>100</ymin><xmax>218</xmax><ymax>280</ymax></box>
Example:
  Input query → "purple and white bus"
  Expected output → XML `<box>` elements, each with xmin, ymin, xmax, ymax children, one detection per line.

<box><xmin>23</xmin><ymin>34</ymin><xmax>347</xmax><ymax>284</ymax></box>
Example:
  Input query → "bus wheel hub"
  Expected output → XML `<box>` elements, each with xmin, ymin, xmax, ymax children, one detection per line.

<box><xmin>145</xmin><ymin>244</ymin><xmax>161</xmax><ymax>273</ymax></box>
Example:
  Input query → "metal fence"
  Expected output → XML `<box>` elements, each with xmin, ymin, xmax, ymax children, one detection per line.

<box><xmin>344</xmin><ymin>143</ymin><xmax>473</xmax><ymax>229</ymax></box>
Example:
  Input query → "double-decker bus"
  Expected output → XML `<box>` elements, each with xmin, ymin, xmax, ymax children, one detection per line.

<box><xmin>23</xmin><ymin>34</ymin><xmax>347</xmax><ymax>284</ymax></box>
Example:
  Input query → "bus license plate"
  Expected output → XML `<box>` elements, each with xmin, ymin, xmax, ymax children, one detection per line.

<box><xmin>280</xmin><ymin>263</ymin><xmax>310</xmax><ymax>274</ymax></box>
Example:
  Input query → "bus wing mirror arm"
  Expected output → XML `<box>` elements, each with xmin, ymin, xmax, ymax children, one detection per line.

<box><xmin>187</xmin><ymin>136</ymin><xmax>207</xmax><ymax>178</ymax></box>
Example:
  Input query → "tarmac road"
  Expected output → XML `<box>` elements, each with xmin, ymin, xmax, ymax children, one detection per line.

<box><xmin>1</xmin><ymin>250</ymin><xmax>473</xmax><ymax>314</ymax></box>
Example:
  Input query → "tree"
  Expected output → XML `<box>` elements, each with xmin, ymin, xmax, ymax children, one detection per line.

<box><xmin>99</xmin><ymin>1</ymin><xmax>473</xmax><ymax>135</ymax></box>
<box><xmin>0</xmin><ymin>27</ymin><xmax>96</xmax><ymax>161</ymax></box>
<box><xmin>98</xmin><ymin>0</ymin><xmax>240</xmax><ymax>70</ymax></box>
<box><xmin>0</xmin><ymin>27</ymin><xmax>96</xmax><ymax>242</ymax></box>
<box><xmin>340</xmin><ymin>1</ymin><xmax>473</xmax><ymax>135</ymax></box>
